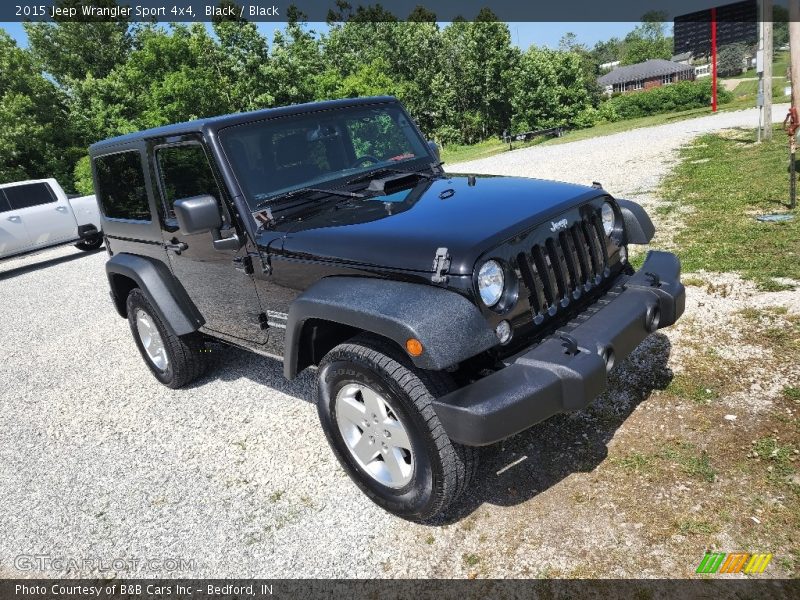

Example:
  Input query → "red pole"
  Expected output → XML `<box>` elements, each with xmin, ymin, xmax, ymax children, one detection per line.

<box><xmin>711</xmin><ymin>7</ymin><xmax>718</xmax><ymax>112</ymax></box>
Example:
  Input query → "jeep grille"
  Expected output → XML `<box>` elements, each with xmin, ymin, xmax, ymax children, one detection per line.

<box><xmin>516</xmin><ymin>212</ymin><xmax>611</xmax><ymax>324</ymax></box>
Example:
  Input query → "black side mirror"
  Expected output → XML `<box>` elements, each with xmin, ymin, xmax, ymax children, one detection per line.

<box><xmin>174</xmin><ymin>194</ymin><xmax>243</xmax><ymax>251</ymax></box>
<box><xmin>427</xmin><ymin>140</ymin><xmax>441</xmax><ymax>162</ymax></box>
<box><xmin>174</xmin><ymin>194</ymin><xmax>222</xmax><ymax>235</ymax></box>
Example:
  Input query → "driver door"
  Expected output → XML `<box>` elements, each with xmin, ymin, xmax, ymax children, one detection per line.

<box><xmin>151</xmin><ymin>136</ymin><xmax>267</xmax><ymax>344</ymax></box>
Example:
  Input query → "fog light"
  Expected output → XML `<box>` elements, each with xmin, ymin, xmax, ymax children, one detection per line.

<box><xmin>619</xmin><ymin>245</ymin><xmax>627</xmax><ymax>263</ymax></box>
<box><xmin>495</xmin><ymin>320</ymin><xmax>512</xmax><ymax>344</ymax></box>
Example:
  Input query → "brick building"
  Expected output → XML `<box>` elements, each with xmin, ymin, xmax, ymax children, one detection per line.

<box><xmin>598</xmin><ymin>59</ymin><xmax>696</xmax><ymax>95</ymax></box>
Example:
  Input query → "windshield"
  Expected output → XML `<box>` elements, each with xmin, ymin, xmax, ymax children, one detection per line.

<box><xmin>219</xmin><ymin>104</ymin><xmax>432</xmax><ymax>210</ymax></box>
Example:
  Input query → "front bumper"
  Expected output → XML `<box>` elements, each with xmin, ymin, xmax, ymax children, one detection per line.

<box><xmin>432</xmin><ymin>250</ymin><xmax>685</xmax><ymax>446</ymax></box>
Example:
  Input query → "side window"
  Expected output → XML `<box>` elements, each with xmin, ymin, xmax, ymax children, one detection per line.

<box><xmin>0</xmin><ymin>190</ymin><xmax>11</xmax><ymax>213</ymax></box>
<box><xmin>4</xmin><ymin>183</ymin><xmax>56</xmax><ymax>210</ymax></box>
<box><xmin>94</xmin><ymin>151</ymin><xmax>151</xmax><ymax>221</ymax></box>
<box><xmin>156</xmin><ymin>144</ymin><xmax>222</xmax><ymax>217</ymax></box>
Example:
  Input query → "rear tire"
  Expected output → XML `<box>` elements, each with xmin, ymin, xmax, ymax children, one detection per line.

<box><xmin>126</xmin><ymin>289</ymin><xmax>207</xmax><ymax>389</ymax></box>
<box><xmin>76</xmin><ymin>236</ymin><xmax>103</xmax><ymax>251</ymax></box>
<box><xmin>317</xmin><ymin>335</ymin><xmax>478</xmax><ymax>522</ymax></box>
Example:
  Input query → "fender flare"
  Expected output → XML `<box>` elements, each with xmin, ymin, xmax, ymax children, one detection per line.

<box><xmin>284</xmin><ymin>277</ymin><xmax>497</xmax><ymax>378</ymax></box>
<box><xmin>617</xmin><ymin>198</ymin><xmax>655</xmax><ymax>244</ymax></box>
<box><xmin>105</xmin><ymin>253</ymin><xmax>204</xmax><ymax>336</ymax></box>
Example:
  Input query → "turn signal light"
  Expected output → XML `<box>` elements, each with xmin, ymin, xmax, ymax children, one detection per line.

<box><xmin>406</xmin><ymin>338</ymin><xmax>423</xmax><ymax>357</ymax></box>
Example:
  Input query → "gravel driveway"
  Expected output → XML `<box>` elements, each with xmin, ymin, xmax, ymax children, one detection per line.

<box><xmin>0</xmin><ymin>106</ymin><xmax>793</xmax><ymax>579</ymax></box>
<box><xmin>448</xmin><ymin>105</ymin><xmax>790</xmax><ymax>197</ymax></box>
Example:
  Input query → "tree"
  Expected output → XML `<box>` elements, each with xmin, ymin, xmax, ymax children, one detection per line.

<box><xmin>268</xmin><ymin>20</ymin><xmax>323</xmax><ymax>106</ymax></box>
<box><xmin>24</xmin><ymin>0</ymin><xmax>133</xmax><ymax>88</ymax></box>
<box><xmin>774</xmin><ymin>6</ymin><xmax>789</xmax><ymax>49</ymax></box>
<box><xmin>559</xmin><ymin>32</ymin><xmax>580</xmax><ymax>53</ymax></box>
<box><xmin>212</xmin><ymin>12</ymin><xmax>272</xmax><ymax>111</ymax></box>
<box><xmin>511</xmin><ymin>47</ymin><xmax>595</xmax><ymax>132</ymax></box>
<box><xmin>69</xmin><ymin>23</ymin><xmax>232</xmax><ymax>142</ymax></box>
<box><xmin>592</xmin><ymin>38</ymin><xmax>623</xmax><ymax>67</ymax></box>
<box><xmin>433</xmin><ymin>11</ymin><xmax>518</xmax><ymax>143</ymax></box>
<box><xmin>0</xmin><ymin>31</ymin><xmax>75</xmax><ymax>185</ymax></box>
<box><xmin>620</xmin><ymin>12</ymin><xmax>673</xmax><ymax>65</ymax></box>
<box><xmin>718</xmin><ymin>44</ymin><xmax>746</xmax><ymax>76</ymax></box>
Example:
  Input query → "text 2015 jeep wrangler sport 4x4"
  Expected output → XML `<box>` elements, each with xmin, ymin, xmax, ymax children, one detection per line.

<box><xmin>90</xmin><ymin>97</ymin><xmax>684</xmax><ymax>522</ymax></box>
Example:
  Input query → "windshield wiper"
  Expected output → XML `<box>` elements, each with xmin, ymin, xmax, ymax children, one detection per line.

<box><xmin>254</xmin><ymin>186</ymin><xmax>364</xmax><ymax>210</ymax></box>
<box><xmin>346</xmin><ymin>166</ymin><xmax>435</xmax><ymax>186</ymax></box>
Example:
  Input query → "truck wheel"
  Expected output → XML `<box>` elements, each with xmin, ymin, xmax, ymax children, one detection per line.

<box><xmin>75</xmin><ymin>236</ymin><xmax>103</xmax><ymax>251</ymax></box>
<box><xmin>317</xmin><ymin>335</ymin><xmax>478</xmax><ymax>522</ymax></box>
<box><xmin>126</xmin><ymin>289</ymin><xmax>207</xmax><ymax>389</ymax></box>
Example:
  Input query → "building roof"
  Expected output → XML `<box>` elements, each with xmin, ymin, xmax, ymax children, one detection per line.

<box><xmin>671</xmin><ymin>51</ymin><xmax>693</xmax><ymax>62</ymax></box>
<box><xmin>597</xmin><ymin>59</ymin><xmax>695</xmax><ymax>86</ymax></box>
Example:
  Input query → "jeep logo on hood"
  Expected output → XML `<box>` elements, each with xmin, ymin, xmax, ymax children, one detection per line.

<box><xmin>550</xmin><ymin>218</ymin><xmax>569</xmax><ymax>232</ymax></box>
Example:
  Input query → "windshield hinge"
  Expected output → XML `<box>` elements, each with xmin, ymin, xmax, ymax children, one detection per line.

<box><xmin>233</xmin><ymin>255</ymin><xmax>254</xmax><ymax>275</ymax></box>
<box><xmin>431</xmin><ymin>247</ymin><xmax>451</xmax><ymax>284</ymax></box>
<box><xmin>255</xmin><ymin>207</ymin><xmax>276</xmax><ymax>230</ymax></box>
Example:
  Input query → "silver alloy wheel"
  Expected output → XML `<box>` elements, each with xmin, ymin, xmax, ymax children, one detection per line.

<box><xmin>135</xmin><ymin>309</ymin><xmax>169</xmax><ymax>371</ymax></box>
<box><xmin>335</xmin><ymin>383</ymin><xmax>414</xmax><ymax>488</ymax></box>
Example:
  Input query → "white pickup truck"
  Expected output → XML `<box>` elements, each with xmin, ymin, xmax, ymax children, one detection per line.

<box><xmin>0</xmin><ymin>178</ymin><xmax>103</xmax><ymax>260</ymax></box>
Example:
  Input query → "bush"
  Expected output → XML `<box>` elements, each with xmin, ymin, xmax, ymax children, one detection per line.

<box><xmin>73</xmin><ymin>155</ymin><xmax>94</xmax><ymax>196</ymax></box>
<box><xmin>599</xmin><ymin>79</ymin><xmax>732</xmax><ymax>122</ymax></box>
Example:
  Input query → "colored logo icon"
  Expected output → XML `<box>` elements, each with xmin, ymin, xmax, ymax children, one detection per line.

<box><xmin>696</xmin><ymin>552</ymin><xmax>772</xmax><ymax>574</ymax></box>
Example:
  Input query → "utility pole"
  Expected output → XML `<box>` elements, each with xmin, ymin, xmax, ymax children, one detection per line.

<box><xmin>791</xmin><ymin>0</ymin><xmax>800</xmax><ymax>111</ymax></box>
<box><xmin>763</xmin><ymin>0</ymin><xmax>773</xmax><ymax>140</ymax></box>
<box><xmin>788</xmin><ymin>0</ymin><xmax>800</xmax><ymax>208</ymax></box>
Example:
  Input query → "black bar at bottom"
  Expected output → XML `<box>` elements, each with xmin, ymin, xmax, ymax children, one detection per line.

<box><xmin>0</xmin><ymin>579</ymin><xmax>797</xmax><ymax>600</ymax></box>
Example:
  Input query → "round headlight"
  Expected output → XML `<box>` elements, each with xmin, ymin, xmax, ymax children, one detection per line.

<box><xmin>601</xmin><ymin>202</ymin><xmax>616</xmax><ymax>236</ymax></box>
<box><xmin>478</xmin><ymin>260</ymin><xmax>504</xmax><ymax>307</ymax></box>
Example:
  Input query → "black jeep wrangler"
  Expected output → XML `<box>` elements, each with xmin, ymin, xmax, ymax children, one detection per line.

<box><xmin>90</xmin><ymin>97</ymin><xmax>684</xmax><ymax>522</ymax></box>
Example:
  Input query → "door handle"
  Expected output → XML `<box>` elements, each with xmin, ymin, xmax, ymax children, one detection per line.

<box><xmin>164</xmin><ymin>241</ymin><xmax>188</xmax><ymax>254</ymax></box>
<box><xmin>55</xmin><ymin>206</ymin><xmax>68</xmax><ymax>212</ymax></box>
<box><xmin>6</xmin><ymin>216</ymin><xmax>21</xmax><ymax>222</ymax></box>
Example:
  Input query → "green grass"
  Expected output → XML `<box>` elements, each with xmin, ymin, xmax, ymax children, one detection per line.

<box><xmin>613</xmin><ymin>451</ymin><xmax>657</xmax><ymax>474</ymax></box>
<box><xmin>667</xmin><ymin>374</ymin><xmax>718</xmax><ymax>404</ymax></box>
<box><xmin>442</xmin><ymin>100</ymin><xmax>783</xmax><ymax>164</ymax></box>
<box><xmin>661</xmin><ymin>125</ymin><xmax>800</xmax><ymax>284</ymax></box>
<box><xmin>545</xmin><ymin>107</ymin><xmax>720</xmax><ymax>145</ymax></box>
<box><xmin>731</xmin><ymin>77</ymin><xmax>790</xmax><ymax>103</ymax></box>
<box><xmin>727</xmin><ymin>51</ymin><xmax>789</xmax><ymax>80</ymax></box>
<box><xmin>676</xmin><ymin>518</ymin><xmax>718</xmax><ymax>535</ymax></box>
<box><xmin>661</xmin><ymin>441</ymin><xmax>717</xmax><ymax>483</ymax></box>
<box><xmin>462</xmin><ymin>553</ymin><xmax>481</xmax><ymax>567</ymax></box>
<box><xmin>441</xmin><ymin>107</ymin><xmax>738</xmax><ymax>164</ymax></box>
<box><xmin>440</xmin><ymin>136</ymin><xmax>546</xmax><ymax>164</ymax></box>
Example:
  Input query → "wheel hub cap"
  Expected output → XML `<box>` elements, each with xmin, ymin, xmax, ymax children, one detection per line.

<box><xmin>135</xmin><ymin>309</ymin><xmax>168</xmax><ymax>371</ymax></box>
<box><xmin>334</xmin><ymin>383</ymin><xmax>413</xmax><ymax>488</ymax></box>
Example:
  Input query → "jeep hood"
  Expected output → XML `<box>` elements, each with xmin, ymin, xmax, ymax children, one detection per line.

<box><xmin>270</xmin><ymin>175</ymin><xmax>601</xmax><ymax>275</ymax></box>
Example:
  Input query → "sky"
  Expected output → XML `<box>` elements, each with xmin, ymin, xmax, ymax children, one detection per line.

<box><xmin>0</xmin><ymin>21</ymin><xmax>643</xmax><ymax>50</ymax></box>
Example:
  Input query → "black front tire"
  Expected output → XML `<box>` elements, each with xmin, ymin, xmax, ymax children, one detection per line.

<box><xmin>317</xmin><ymin>335</ymin><xmax>478</xmax><ymax>522</ymax></box>
<box><xmin>75</xmin><ymin>236</ymin><xmax>103</xmax><ymax>251</ymax></box>
<box><xmin>126</xmin><ymin>289</ymin><xmax>207</xmax><ymax>389</ymax></box>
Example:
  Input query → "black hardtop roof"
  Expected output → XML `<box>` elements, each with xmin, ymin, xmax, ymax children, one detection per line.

<box><xmin>89</xmin><ymin>96</ymin><xmax>398</xmax><ymax>155</ymax></box>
